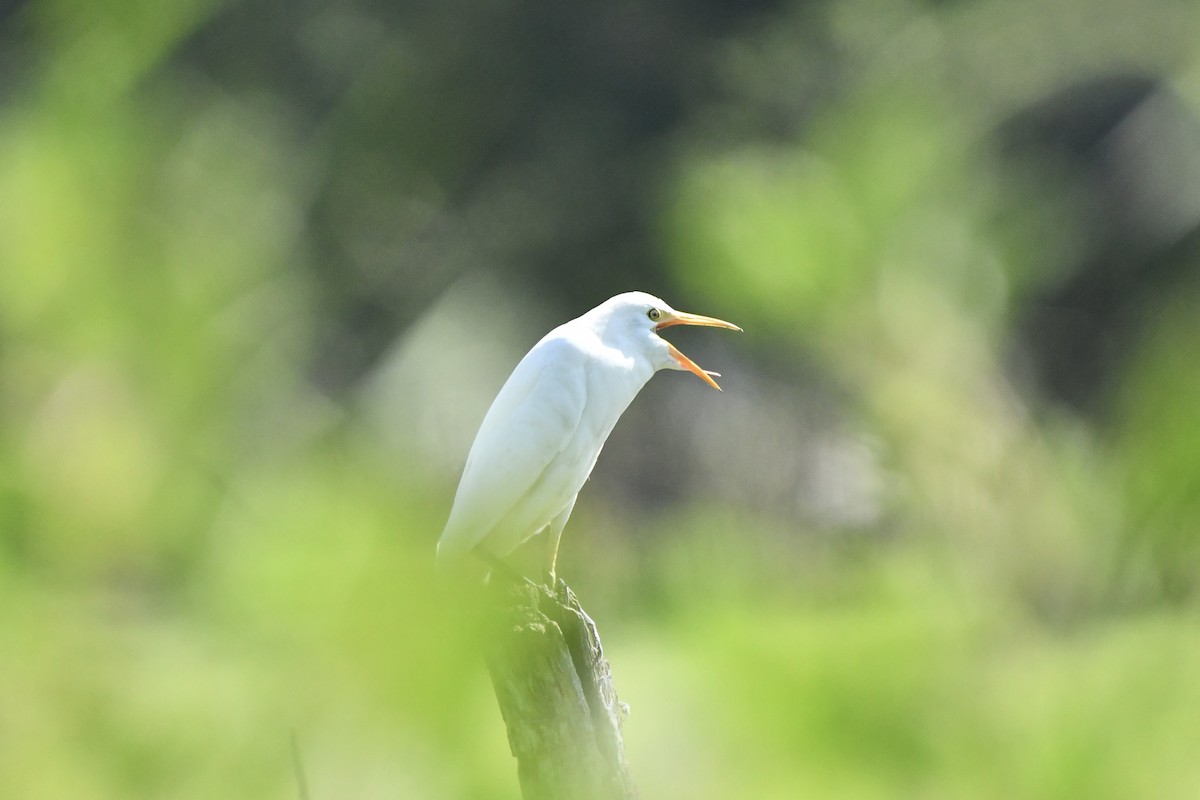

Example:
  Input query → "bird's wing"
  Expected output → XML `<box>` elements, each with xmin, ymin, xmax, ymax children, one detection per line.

<box><xmin>437</xmin><ymin>335</ymin><xmax>587</xmax><ymax>561</ymax></box>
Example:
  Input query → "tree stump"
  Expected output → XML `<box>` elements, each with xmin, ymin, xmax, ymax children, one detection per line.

<box><xmin>484</xmin><ymin>580</ymin><xmax>638</xmax><ymax>800</ymax></box>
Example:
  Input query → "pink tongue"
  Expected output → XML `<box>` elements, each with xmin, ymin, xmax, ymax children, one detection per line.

<box><xmin>667</xmin><ymin>343</ymin><xmax>723</xmax><ymax>391</ymax></box>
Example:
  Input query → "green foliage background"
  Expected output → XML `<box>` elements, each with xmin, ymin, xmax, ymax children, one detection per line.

<box><xmin>3</xmin><ymin>0</ymin><xmax>1200</xmax><ymax>797</ymax></box>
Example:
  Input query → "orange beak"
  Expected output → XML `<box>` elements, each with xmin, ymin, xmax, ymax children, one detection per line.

<box><xmin>655</xmin><ymin>310</ymin><xmax>742</xmax><ymax>391</ymax></box>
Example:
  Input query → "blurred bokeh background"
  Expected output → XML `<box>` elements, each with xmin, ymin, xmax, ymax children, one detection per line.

<box><xmin>3</xmin><ymin>0</ymin><xmax>1200</xmax><ymax>797</ymax></box>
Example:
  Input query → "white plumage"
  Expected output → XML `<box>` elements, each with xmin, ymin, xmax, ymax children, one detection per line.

<box><xmin>436</xmin><ymin>291</ymin><xmax>740</xmax><ymax>580</ymax></box>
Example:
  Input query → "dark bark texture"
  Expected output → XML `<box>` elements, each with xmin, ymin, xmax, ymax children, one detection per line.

<box><xmin>485</xmin><ymin>581</ymin><xmax>638</xmax><ymax>800</ymax></box>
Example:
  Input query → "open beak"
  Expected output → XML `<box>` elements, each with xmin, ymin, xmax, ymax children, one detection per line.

<box><xmin>655</xmin><ymin>310</ymin><xmax>742</xmax><ymax>391</ymax></box>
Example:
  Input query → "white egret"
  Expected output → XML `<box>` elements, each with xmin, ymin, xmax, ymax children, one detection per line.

<box><xmin>436</xmin><ymin>291</ymin><xmax>741</xmax><ymax>582</ymax></box>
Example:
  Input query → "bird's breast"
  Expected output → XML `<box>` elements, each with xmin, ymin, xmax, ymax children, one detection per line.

<box><xmin>576</xmin><ymin>351</ymin><xmax>653</xmax><ymax>444</ymax></box>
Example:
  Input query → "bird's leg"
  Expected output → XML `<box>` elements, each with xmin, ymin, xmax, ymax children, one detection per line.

<box><xmin>542</xmin><ymin>499</ymin><xmax>576</xmax><ymax>590</ymax></box>
<box><xmin>542</xmin><ymin>529</ymin><xmax>561</xmax><ymax>586</ymax></box>
<box><xmin>473</xmin><ymin>546</ymin><xmax>538</xmax><ymax>589</ymax></box>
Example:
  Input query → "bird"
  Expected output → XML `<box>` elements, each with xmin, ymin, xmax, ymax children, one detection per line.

<box><xmin>436</xmin><ymin>291</ymin><xmax>741</xmax><ymax>583</ymax></box>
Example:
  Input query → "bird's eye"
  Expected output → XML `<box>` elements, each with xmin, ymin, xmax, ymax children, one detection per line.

<box><xmin>647</xmin><ymin>308</ymin><xmax>661</xmax><ymax>321</ymax></box>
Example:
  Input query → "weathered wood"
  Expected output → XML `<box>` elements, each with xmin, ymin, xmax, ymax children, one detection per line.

<box><xmin>484</xmin><ymin>580</ymin><xmax>638</xmax><ymax>800</ymax></box>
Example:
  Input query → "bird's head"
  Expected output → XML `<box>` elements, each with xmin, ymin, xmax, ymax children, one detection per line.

<box><xmin>597</xmin><ymin>292</ymin><xmax>742</xmax><ymax>391</ymax></box>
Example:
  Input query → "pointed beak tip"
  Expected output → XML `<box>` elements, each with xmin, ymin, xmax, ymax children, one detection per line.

<box><xmin>656</xmin><ymin>311</ymin><xmax>743</xmax><ymax>332</ymax></box>
<box><xmin>659</xmin><ymin>312</ymin><xmax>738</xmax><ymax>391</ymax></box>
